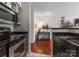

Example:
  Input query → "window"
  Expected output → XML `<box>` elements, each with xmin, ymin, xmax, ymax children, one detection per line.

<box><xmin>36</xmin><ymin>32</ymin><xmax>50</xmax><ymax>40</ymax></box>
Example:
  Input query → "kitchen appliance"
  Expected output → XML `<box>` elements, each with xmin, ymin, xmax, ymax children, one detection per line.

<box><xmin>0</xmin><ymin>27</ymin><xmax>10</xmax><ymax>57</ymax></box>
<box><xmin>9</xmin><ymin>32</ymin><xmax>27</xmax><ymax>57</ymax></box>
<box><xmin>0</xmin><ymin>2</ymin><xmax>17</xmax><ymax>57</ymax></box>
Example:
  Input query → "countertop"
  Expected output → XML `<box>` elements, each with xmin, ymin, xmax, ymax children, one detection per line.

<box><xmin>9</xmin><ymin>31</ymin><xmax>28</xmax><ymax>47</ymax></box>
<box><xmin>9</xmin><ymin>35</ymin><xmax>25</xmax><ymax>47</ymax></box>
<box><xmin>56</xmin><ymin>36</ymin><xmax>79</xmax><ymax>47</ymax></box>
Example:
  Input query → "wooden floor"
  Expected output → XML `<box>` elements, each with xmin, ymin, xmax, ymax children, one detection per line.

<box><xmin>31</xmin><ymin>40</ymin><xmax>51</xmax><ymax>55</ymax></box>
<box><xmin>26</xmin><ymin>52</ymin><xmax>51</xmax><ymax>57</ymax></box>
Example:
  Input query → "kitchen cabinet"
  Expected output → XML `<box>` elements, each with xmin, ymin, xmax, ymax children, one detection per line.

<box><xmin>0</xmin><ymin>8</ymin><xmax>14</xmax><ymax>22</ymax></box>
<box><xmin>53</xmin><ymin>33</ymin><xmax>79</xmax><ymax>57</ymax></box>
<box><xmin>53</xmin><ymin>36</ymin><xmax>70</xmax><ymax>57</ymax></box>
<box><xmin>0</xmin><ymin>3</ymin><xmax>16</xmax><ymax>24</ymax></box>
<box><xmin>2</xmin><ymin>2</ymin><xmax>22</xmax><ymax>13</ymax></box>
<box><xmin>0</xmin><ymin>2</ymin><xmax>22</xmax><ymax>24</ymax></box>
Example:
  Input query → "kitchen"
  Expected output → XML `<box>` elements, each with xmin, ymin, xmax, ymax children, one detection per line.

<box><xmin>0</xmin><ymin>2</ymin><xmax>79</xmax><ymax>57</ymax></box>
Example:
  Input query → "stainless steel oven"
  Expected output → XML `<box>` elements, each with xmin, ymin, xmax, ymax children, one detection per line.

<box><xmin>9</xmin><ymin>32</ymin><xmax>27</xmax><ymax>57</ymax></box>
<box><xmin>0</xmin><ymin>27</ymin><xmax>10</xmax><ymax>57</ymax></box>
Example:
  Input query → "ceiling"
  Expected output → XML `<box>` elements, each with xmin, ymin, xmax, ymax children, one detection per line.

<box><xmin>31</xmin><ymin>2</ymin><xmax>79</xmax><ymax>13</ymax></box>
<box><xmin>31</xmin><ymin>2</ymin><xmax>79</xmax><ymax>18</ymax></box>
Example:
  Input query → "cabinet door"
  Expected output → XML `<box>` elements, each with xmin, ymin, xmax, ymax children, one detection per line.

<box><xmin>53</xmin><ymin>36</ymin><xmax>61</xmax><ymax>56</ymax></box>
<box><xmin>60</xmin><ymin>39</ymin><xmax>71</xmax><ymax>57</ymax></box>
<box><xmin>0</xmin><ymin>8</ymin><xmax>14</xmax><ymax>21</ymax></box>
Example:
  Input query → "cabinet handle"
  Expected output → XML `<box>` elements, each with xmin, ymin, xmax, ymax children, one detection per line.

<box><xmin>0</xmin><ymin>48</ymin><xmax>2</xmax><ymax>50</ymax></box>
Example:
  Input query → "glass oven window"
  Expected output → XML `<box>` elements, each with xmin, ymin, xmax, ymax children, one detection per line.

<box><xmin>14</xmin><ymin>42</ymin><xmax>24</xmax><ymax>57</ymax></box>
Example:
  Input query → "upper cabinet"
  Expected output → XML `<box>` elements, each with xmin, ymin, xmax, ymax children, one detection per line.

<box><xmin>16</xmin><ymin>2</ymin><xmax>22</xmax><ymax>8</ymax></box>
<box><xmin>0</xmin><ymin>2</ymin><xmax>22</xmax><ymax>25</ymax></box>
<box><xmin>2</xmin><ymin>2</ymin><xmax>22</xmax><ymax>13</ymax></box>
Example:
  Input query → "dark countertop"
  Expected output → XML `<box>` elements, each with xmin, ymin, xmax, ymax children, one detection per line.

<box><xmin>10</xmin><ymin>31</ymin><xmax>28</xmax><ymax>35</ymax></box>
<box><xmin>9</xmin><ymin>31</ymin><xmax>28</xmax><ymax>47</ymax></box>
<box><xmin>40</xmin><ymin>28</ymin><xmax>79</xmax><ymax>30</ymax></box>
<box><xmin>57</xmin><ymin>36</ymin><xmax>79</xmax><ymax>47</ymax></box>
<box><xmin>53</xmin><ymin>32</ymin><xmax>79</xmax><ymax>36</ymax></box>
<box><xmin>0</xmin><ymin>35</ymin><xmax>26</xmax><ymax>47</ymax></box>
<box><xmin>9</xmin><ymin>35</ymin><xmax>25</xmax><ymax>47</ymax></box>
<box><xmin>51</xmin><ymin>28</ymin><xmax>79</xmax><ymax>29</ymax></box>
<box><xmin>0</xmin><ymin>31</ymin><xmax>28</xmax><ymax>47</ymax></box>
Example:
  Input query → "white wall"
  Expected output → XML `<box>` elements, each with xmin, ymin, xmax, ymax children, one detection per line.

<box><xmin>34</xmin><ymin>13</ymin><xmax>61</xmax><ymax>28</ymax></box>
<box><xmin>14</xmin><ymin>2</ymin><xmax>29</xmax><ymax>32</ymax></box>
<box><xmin>21</xmin><ymin>2</ymin><xmax>34</xmax><ymax>53</ymax></box>
<box><xmin>32</xmin><ymin>2</ymin><xmax>79</xmax><ymax>28</ymax></box>
<box><xmin>21</xmin><ymin>2</ymin><xmax>31</xmax><ymax>53</ymax></box>
<box><xmin>21</xmin><ymin>2</ymin><xmax>29</xmax><ymax>31</ymax></box>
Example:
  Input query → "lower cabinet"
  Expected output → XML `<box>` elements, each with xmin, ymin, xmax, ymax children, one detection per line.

<box><xmin>53</xmin><ymin>36</ymin><xmax>71</xmax><ymax>57</ymax></box>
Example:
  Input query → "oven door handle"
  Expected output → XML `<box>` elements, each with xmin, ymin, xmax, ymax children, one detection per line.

<box><xmin>0</xmin><ymin>30</ymin><xmax>10</xmax><ymax>32</ymax></box>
